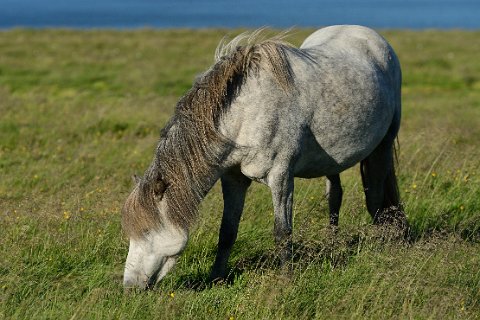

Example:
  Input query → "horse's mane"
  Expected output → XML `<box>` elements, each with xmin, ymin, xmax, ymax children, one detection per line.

<box><xmin>123</xmin><ymin>31</ymin><xmax>301</xmax><ymax>238</ymax></box>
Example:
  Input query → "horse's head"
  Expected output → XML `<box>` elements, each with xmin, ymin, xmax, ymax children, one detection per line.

<box><xmin>122</xmin><ymin>174</ymin><xmax>188</xmax><ymax>289</ymax></box>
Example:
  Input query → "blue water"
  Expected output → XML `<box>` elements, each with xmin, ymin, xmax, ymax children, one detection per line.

<box><xmin>1</xmin><ymin>0</ymin><xmax>479</xmax><ymax>29</ymax></box>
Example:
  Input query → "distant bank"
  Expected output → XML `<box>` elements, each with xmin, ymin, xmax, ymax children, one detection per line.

<box><xmin>1</xmin><ymin>0</ymin><xmax>479</xmax><ymax>29</ymax></box>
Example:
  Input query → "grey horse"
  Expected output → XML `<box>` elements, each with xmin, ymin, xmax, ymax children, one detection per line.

<box><xmin>122</xmin><ymin>25</ymin><xmax>407</xmax><ymax>289</ymax></box>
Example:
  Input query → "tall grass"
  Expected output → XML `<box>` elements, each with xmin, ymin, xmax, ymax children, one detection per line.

<box><xmin>1</xmin><ymin>29</ymin><xmax>479</xmax><ymax>319</ymax></box>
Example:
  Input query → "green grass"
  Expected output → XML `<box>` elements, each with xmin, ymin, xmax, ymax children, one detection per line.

<box><xmin>1</xmin><ymin>29</ymin><xmax>479</xmax><ymax>319</ymax></box>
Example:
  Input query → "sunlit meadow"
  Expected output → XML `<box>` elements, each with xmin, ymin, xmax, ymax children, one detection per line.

<box><xmin>1</xmin><ymin>29</ymin><xmax>479</xmax><ymax>319</ymax></box>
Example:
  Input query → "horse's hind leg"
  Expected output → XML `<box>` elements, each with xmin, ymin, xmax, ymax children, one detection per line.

<box><xmin>326</xmin><ymin>174</ymin><xmax>342</xmax><ymax>226</ymax></box>
<box><xmin>360</xmin><ymin>139</ymin><xmax>406</xmax><ymax>227</ymax></box>
<box><xmin>210</xmin><ymin>169</ymin><xmax>251</xmax><ymax>282</ymax></box>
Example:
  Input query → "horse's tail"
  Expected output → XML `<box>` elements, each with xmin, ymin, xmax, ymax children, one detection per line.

<box><xmin>360</xmin><ymin>141</ymin><xmax>406</xmax><ymax>229</ymax></box>
<box><xmin>360</xmin><ymin>146</ymin><xmax>401</xmax><ymax>211</ymax></box>
<box><xmin>360</xmin><ymin>102</ymin><xmax>409</xmax><ymax>232</ymax></box>
<box><xmin>382</xmin><ymin>142</ymin><xmax>402</xmax><ymax>209</ymax></box>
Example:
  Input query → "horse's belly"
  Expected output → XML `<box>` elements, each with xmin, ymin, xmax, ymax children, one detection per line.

<box><xmin>293</xmin><ymin>111</ymin><xmax>390</xmax><ymax>178</ymax></box>
<box><xmin>293</xmin><ymin>152</ymin><xmax>347</xmax><ymax>178</ymax></box>
<box><xmin>293</xmin><ymin>134</ymin><xmax>368</xmax><ymax>178</ymax></box>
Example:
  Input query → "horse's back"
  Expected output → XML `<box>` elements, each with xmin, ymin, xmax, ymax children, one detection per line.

<box><xmin>300</xmin><ymin>25</ymin><xmax>396</xmax><ymax>68</ymax></box>
<box><xmin>290</xmin><ymin>25</ymin><xmax>402</xmax><ymax>177</ymax></box>
<box><xmin>222</xmin><ymin>26</ymin><xmax>401</xmax><ymax>181</ymax></box>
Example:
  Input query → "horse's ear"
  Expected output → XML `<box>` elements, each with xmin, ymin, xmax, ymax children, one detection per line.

<box><xmin>153</xmin><ymin>176</ymin><xmax>168</xmax><ymax>197</ymax></box>
<box><xmin>132</xmin><ymin>174</ymin><xmax>141</xmax><ymax>185</ymax></box>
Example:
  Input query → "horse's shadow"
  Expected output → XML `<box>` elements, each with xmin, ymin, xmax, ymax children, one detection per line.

<box><xmin>169</xmin><ymin>224</ymin><xmax>412</xmax><ymax>291</ymax></box>
<box><xmin>169</xmin><ymin>251</ymin><xmax>274</xmax><ymax>291</ymax></box>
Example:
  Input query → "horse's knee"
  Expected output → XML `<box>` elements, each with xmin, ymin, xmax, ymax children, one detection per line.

<box><xmin>268</xmin><ymin>168</ymin><xmax>294</xmax><ymax>230</ymax></box>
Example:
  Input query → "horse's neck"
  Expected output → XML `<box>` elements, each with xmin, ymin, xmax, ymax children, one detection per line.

<box><xmin>153</xmin><ymin>121</ymin><xmax>229</xmax><ymax>229</ymax></box>
<box><xmin>159</xmin><ymin>119</ymin><xmax>227</xmax><ymax>203</ymax></box>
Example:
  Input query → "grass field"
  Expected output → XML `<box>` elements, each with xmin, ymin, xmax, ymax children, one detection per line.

<box><xmin>1</xmin><ymin>28</ymin><xmax>479</xmax><ymax>319</ymax></box>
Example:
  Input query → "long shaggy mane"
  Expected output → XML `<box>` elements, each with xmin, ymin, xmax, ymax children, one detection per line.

<box><xmin>123</xmin><ymin>30</ymin><xmax>303</xmax><ymax>238</ymax></box>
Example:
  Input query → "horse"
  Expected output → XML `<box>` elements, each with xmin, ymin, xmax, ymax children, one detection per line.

<box><xmin>122</xmin><ymin>25</ymin><xmax>407</xmax><ymax>289</ymax></box>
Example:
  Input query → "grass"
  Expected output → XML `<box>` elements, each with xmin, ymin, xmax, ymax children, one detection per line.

<box><xmin>0</xmin><ymin>28</ymin><xmax>479</xmax><ymax>319</ymax></box>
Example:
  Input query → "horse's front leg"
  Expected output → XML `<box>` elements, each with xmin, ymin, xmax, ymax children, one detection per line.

<box><xmin>209</xmin><ymin>170</ymin><xmax>251</xmax><ymax>282</ymax></box>
<box><xmin>268</xmin><ymin>167</ymin><xmax>294</xmax><ymax>270</ymax></box>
